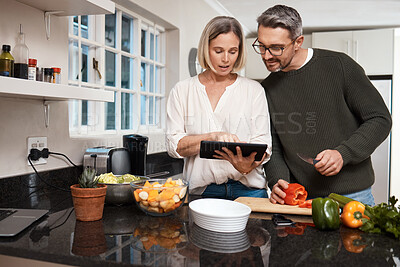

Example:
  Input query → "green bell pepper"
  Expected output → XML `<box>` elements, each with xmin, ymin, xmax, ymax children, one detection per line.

<box><xmin>312</xmin><ymin>197</ymin><xmax>340</xmax><ymax>231</ymax></box>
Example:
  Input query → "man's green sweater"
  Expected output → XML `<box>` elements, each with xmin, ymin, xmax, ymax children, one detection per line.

<box><xmin>261</xmin><ymin>49</ymin><xmax>392</xmax><ymax>198</ymax></box>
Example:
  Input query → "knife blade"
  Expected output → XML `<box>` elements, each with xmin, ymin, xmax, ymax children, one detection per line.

<box><xmin>297</xmin><ymin>153</ymin><xmax>319</xmax><ymax>165</ymax></box>
<box><xmin>147</xmin><ymin>171</ymin><xmax>170</xmax><ymax>178</ymax></box>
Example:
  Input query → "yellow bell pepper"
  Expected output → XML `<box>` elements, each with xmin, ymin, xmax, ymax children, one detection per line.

<box><xmin>341</xmin><ymin>201</ymin><xmax>369</xmax><ymax>228</ymax></box>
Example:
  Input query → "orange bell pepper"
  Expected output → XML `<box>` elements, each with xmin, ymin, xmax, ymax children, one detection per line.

<box><xmin>340</xmin><ymin>228</ymin><xmax>367</xmax><ymax>253</ymax></box>
<box><xmin>283</xmin><ymin>183</ymin><xmax>308</xmax><ymax>205</ymax></box>
<box><xmin>341</xmin><ymin>201</ymin><xmax>369</xmax><ymax>228</ymax></box>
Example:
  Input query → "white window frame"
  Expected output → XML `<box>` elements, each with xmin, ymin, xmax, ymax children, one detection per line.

<box><xmin>68</xmin><ymin>5</ymin><xmax>166</xmax><ymax>137</ymax></box>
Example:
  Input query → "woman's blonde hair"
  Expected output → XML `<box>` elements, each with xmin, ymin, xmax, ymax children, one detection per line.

<box><xmin>197</xmin><ymin>16</ymin><xmax>246</xmax><ymax>73</ymax></box>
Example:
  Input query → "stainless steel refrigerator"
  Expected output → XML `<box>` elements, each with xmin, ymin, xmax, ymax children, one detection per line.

<box><xmin>369</xmin><ymin>75</ymin><xmax>392</xmax><ymax>204</ymax></box>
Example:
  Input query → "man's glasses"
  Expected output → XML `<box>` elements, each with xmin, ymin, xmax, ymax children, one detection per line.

<box><xmin>252</xmin><ymin>37</ymin><xmax>297</xmax><ymax>56</ymax></box>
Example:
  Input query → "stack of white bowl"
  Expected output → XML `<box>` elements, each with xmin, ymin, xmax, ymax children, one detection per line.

<box><xmin>189</xmin><ymin>198</ymin><xmax>251</xmax><ymax>233</ymax></box>
<box><xmin>189</xmin><ymin>223</ymin><xmax>250</xmax><ymax>253</ymax></box>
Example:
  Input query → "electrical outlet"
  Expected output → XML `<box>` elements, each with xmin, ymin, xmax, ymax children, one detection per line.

<box><xmin>27</xmin><ymin>137</ymin><xmax>48</xmax><ymax>165</ymax></box>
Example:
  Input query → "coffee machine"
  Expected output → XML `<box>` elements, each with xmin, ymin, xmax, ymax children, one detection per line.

<box><xmin>123</xmin><ymin>134</ymin><xmax>148</xmax><ymax>175</ymax></box>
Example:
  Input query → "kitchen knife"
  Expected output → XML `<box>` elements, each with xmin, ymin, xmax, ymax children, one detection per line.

<box><xmin>147</xmin><ymin>171</ymin><xmax>170</xmax><ymax>178</ymax></box>
<box><xmin>297</xmin><ymin>153</ymin><xmax>319</xmax><ymax>165</ymax></box>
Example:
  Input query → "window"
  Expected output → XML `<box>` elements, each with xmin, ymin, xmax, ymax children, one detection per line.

<box><xmin>68</xmin><ymin>7</ymin><xmax>166</xmax><ymax>135</ymax></box>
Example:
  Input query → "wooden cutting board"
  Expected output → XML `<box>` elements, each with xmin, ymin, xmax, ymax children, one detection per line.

<box><xmin>235</xmin><ymin>197</ymin><xmax>312</xmax><ymax>216</ymax></box>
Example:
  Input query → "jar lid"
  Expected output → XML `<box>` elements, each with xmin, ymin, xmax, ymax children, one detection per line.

<box><xmin>2</xmin><ymin>45</ymin><xmax>11</xmax><ymax>52</ymax></box>
<box><xmin>29</xmin><ymin>58</ymin><xmax>37</xmax><ymax>65</ymax></box>
<box><xmin>52</xmin><ymin>67</ymin><xmax>61</xmax><ymax>73</ymax></box>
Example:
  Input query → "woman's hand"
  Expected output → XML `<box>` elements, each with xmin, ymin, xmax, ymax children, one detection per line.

<box><xmin>209</xmin><ymin>132</ymin><xmax>240</xmax><ymax>142</ymax></box>
<box><xmin>176</xmin><ymin>132</ymin><xmax>239</xmax><ymax>157</ymax></box>
<box><xmin>214</xmin><ymin>146</ymin><xmax>266</xmax><ymax>175</ymax></box>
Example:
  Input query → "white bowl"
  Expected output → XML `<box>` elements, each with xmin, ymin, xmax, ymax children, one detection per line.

<box><xmin>189</xmin><ymin>199</ymin><xmax>251</xmax><ymax>233</ymax></box>
<box><xmin>189</xmin><ymin>198</ymin><xmax>251</xmax><ymax>218</ymax></box>
<box><xmin>190</xmin><ymin>223</ymin><xmax>250</xmax><ymax>253</ymax></box>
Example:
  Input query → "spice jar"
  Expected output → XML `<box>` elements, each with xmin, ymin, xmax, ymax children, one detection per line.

<box><xmin>52</xmin><ymin>67</ymin><xmax>61</xmax><ymax>84</ymax></box>
<box><xmin>43</xmin><ymin>68</ymin><xmax>53</xmax><ymax>83</ymax></box>
<box><xmin>28</xmin><ymin>58</ymin><xmax>37</xmax><ymax>81</ymax></box>
<box><xmin>36</xmin><ymin>67</ymin><xmax>43</xmax><ymax>81</ymax></box>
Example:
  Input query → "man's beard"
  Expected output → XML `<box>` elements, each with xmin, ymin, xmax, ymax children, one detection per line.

<box><xmin>264</xmin><ymin>55</ymin><xmax>294</xmax><ymax>72</ymax></box>
<box><xmin>271</xmin><ymin>64</ymin><xmax>282</xmax><ymax>72</ymax></box>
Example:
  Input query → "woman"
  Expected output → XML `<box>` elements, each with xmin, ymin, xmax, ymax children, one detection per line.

<box><xmin>166</xmin><ymin>16</ymin><xmax>272</xmax><ymax>199</ymax></box>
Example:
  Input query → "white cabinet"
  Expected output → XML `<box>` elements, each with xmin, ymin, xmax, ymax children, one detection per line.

<box><xmin>312</xmin><ymin>28</ymin><xmax>394</xmax><ymax>75</ymax></box>
<box><xmin>353</xmin><ymin>29</ymin><xmax>393</xmax><ymax>75</ymax></box>
<box><xmin>311</xmin><ymin>31</ymin><xmax>353</xmax><ymax>54</ymax></box>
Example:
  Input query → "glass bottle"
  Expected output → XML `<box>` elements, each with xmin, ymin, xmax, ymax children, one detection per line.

<box><xmin>0</xmin><ymin>45</ymin><xmax>14</xmax><ymax>77</ymax></box>
<box><xmin>13</xmin><ymin>25</ymin><xmax>29</xmax><ymax>79</ymax></box>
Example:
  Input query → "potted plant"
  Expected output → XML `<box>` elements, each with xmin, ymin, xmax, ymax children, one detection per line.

<box><xmin>70</xmin><ymin>167</ymin><xmax>107</xmax><ymax>221</ymax></box>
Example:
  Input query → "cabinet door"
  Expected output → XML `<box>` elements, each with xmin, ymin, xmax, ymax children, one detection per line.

<box><xmin>353</xmin><ymin>29</ymin><xmax>394</xmax><ymax>75</ymax></box>
<box><xmin>312</xmin><ymin>31</ymin><xmax>353</xmax><ymax>56</ymax></box>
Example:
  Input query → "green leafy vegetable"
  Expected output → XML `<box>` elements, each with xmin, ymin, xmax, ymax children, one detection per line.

<box><xmin>360</xmin><ymin>196</ymin><xmax>400</xmax><ymax>239</ymax></box>
<box><xmin>121</xmin><ymin>174</ymin><xmax>141</xmax><ymax>183</ymax></box>
<box><xmin>97</xmin><ymin>173</ymin><xmax>142</xmax><ymax>184</ymax></box>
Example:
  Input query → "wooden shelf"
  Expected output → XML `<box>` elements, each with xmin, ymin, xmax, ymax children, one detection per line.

<box><xmin>0</xmin><ymin>76</ymin><xmax>114</xmax><ymax>102</ymax></box>
<box><xmin>15</xmin><ymin>0</ymin><xmax>115</xmax><ymax>16</ymax></box>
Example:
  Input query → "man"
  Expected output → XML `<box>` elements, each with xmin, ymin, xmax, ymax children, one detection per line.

<box><xmin>254</xmin><ymin>5</ymin><xmax>392</xmax><ymax>206</ymax></box>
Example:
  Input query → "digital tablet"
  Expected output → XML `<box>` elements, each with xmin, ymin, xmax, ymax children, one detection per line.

<box><xmin>200</xmin><ymin>141</ymin><xmax>268</xmax><ymax>161</ymax></box>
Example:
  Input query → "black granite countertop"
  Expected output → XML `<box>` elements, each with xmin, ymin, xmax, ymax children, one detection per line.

<box><xmin>1</xmin><ymin>165</ymin><xmax>400</xmax><ymax>266</ymax></box>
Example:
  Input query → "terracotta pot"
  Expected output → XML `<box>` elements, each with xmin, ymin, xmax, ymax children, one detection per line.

<box><xmin>70</xmin><ymin>184</ymin><xmax>107</xmax><ymax>221</ymax></box>
<box><xmin>72</xmin><ymin>220</ymin><xmax>107</xmax><ymax>256</ymax></box>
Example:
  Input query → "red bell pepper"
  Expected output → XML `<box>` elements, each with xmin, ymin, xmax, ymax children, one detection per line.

<box><xmin>299</xmin><ymin>199</ymin><xmax>313</xmax><ymax>209</ymax></box>
<box><xmin>283</xmin><ymin>183</ymin><xmax>308</xmax><ymax>205</ymax></box>
<box><xmin>284</xmin><ymin>223</ymin><xmax>307</xmax><ymax>235</ymax></box>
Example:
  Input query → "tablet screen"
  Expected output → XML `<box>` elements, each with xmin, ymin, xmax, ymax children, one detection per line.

<box><xmin>200</xmin><ymin>141</ymin><xmax>267</xmax><ymax>161</ymax></box>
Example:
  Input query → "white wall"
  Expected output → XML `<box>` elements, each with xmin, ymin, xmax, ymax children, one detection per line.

<box><xmin>0</xmin><ymin>0</ymin><xmax>219</xmax><ymax>178</ymax></box>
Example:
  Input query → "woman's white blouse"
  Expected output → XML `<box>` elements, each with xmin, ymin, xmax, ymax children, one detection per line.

<box><xmin>166</xmin><ymin>75</ymin><xmax>272</xmax><ymax>194</ymax></box>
